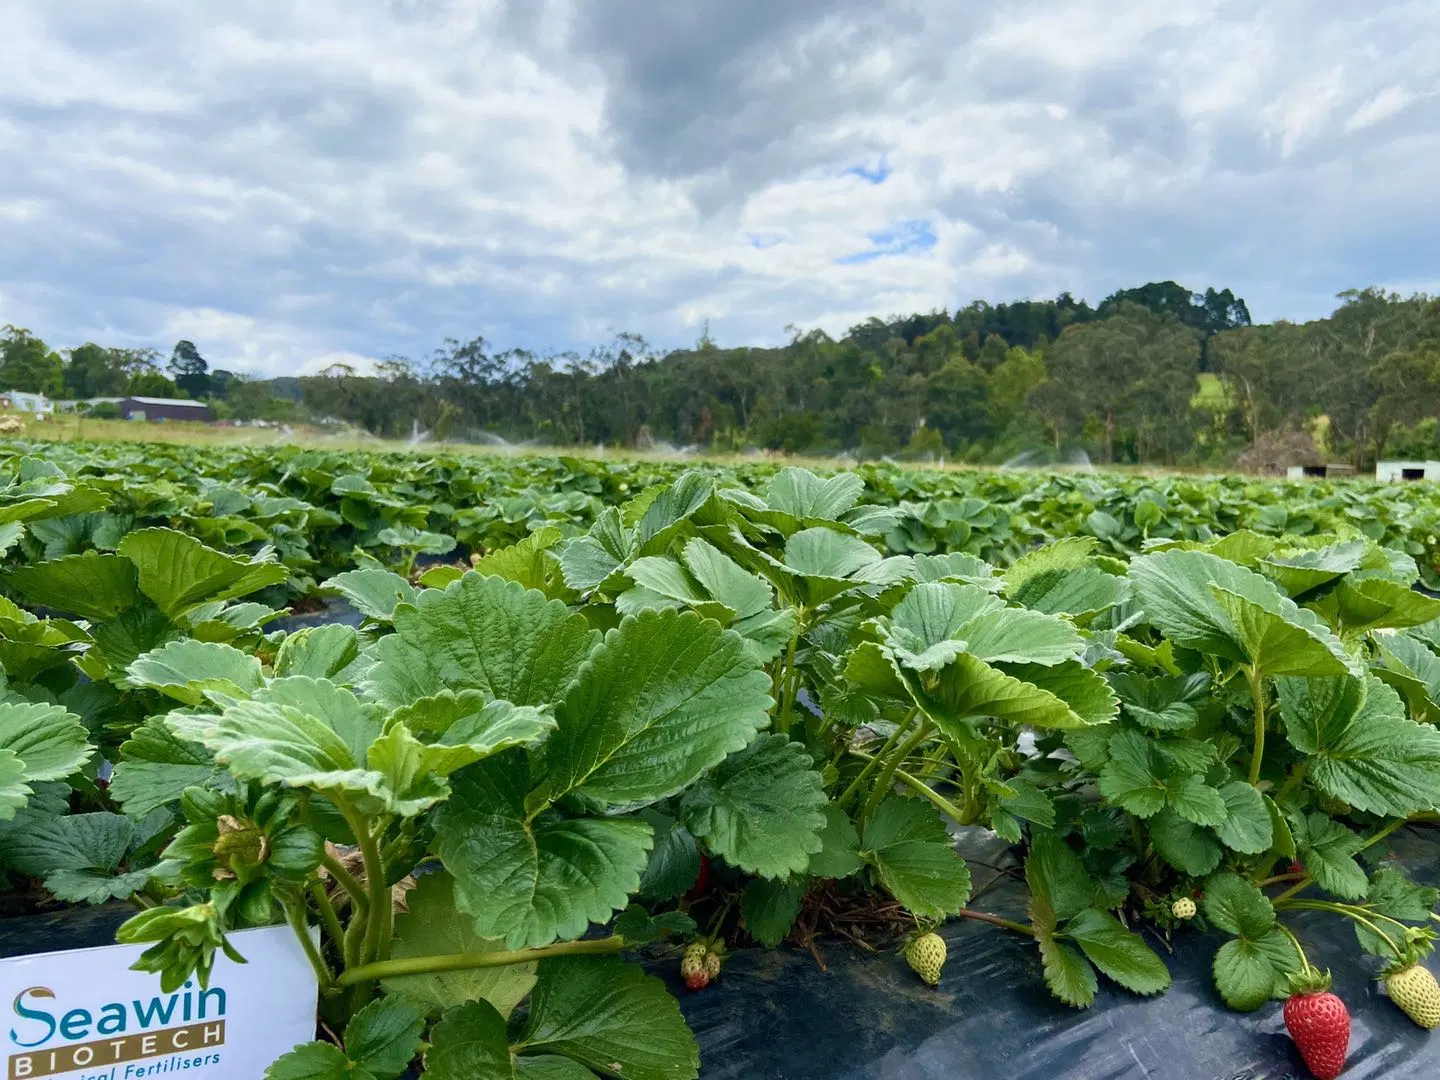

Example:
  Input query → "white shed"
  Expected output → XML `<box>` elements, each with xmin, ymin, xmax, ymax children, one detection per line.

<box><xmin>0</xmin><ymin>390</ymin><xmax>53</xmax><ymax>414</ymax></box>
<box><xmin>1376</xmin><ymin>460</ymin><xmax>1440</xmax><ymax>482</ymax></box>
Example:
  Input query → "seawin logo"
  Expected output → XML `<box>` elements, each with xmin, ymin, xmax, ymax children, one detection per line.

<box><xmin>7</xmin><ymin>982</ymin><xmax>228</xmax><ymax>1079</ymax></box>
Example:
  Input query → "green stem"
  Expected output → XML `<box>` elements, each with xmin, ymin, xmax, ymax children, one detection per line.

<box><xmin>859</xmin><ymin>719</ymin><xmax>933</xmax><ymax>825</ymax></box>
<box><xmin>1246</xmin><ymin>666</ymin><xmax>1267</xmax><ymax>787</ymax></box>
<box><xmin>837</xmin><ymin>711</ymin><xmax>916</xmax><ymax>810</ymax></box>
<box><xmin>954</xmin><ymin>909</ymin><xmax>1035</xmax><ymax>938</ymax></box>
<box><xmin>1276</xmin><ymin>899</ymin><xmax>1403</xmax><ymax>959</ymax></box>
<box><xmin>310</xmin><ymin>877</ymin><xmax>347</xmax><ymax>953</ymax></box>
<box><xmin>1274</xmin><ymin>922</ymin><xmax>1314</xmax><ymax>979</ymax></box>
<box><xmin>775</xmin><ymin>627</ymin><xmax>801</xmax><ymax>735</ymax></box>
<box><xmin>358</xmin><ymin>821</ymin><xmax>392</xmax><ymax>966</ymax></box>
<box><xmin>321</xmin><ymin>850</ymin><xmax>368</xmax><ymax>911</ymax></box>
<box><xmin>1269</xmin><ymin>878</ymin><xmax>1312</xmax><ymax>906</ymax></box>
<box><xmin>337</xmin><ymin>935</ymin><xmax>628</xmax><ymax>987</ymax></box>
<box><xmin>850</xmin><ymin>750</ymin><xmax>970</xmax><ymax>824</ymax></box>
<box><xmin>1274</xmin><ymin>761</ymin><xmax>1306</xmax><ymax>804</ymax></box>
<box><xmin>282</xmin><ymin>893</ymin><xmax>333</xmax><ymax>988</ymax></box>
<box><xmin>1360</xmin><ymin>817</ymin><xmax>1408</xmax><ymax>853</ymax></box>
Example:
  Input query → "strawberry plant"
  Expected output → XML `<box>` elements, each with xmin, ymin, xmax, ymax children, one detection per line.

<box><xmin>6</xmin><ymin>449</ymin><xmax>1440</xmax><ymax>1075</ymax></box>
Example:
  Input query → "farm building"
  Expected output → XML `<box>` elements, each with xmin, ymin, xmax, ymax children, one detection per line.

<box><xmin>1284</xmin><ymin>463</ymin><xmax>1356</xmax><ymax>480</ymax></box>
<box><xmin>1376</xmin><ymin>460</ymin><xmax>1440</xmax><ymax>482</ymax></box>
<box><xmin>116</xmin><ymin>396</ymin><xmax>213</xmax><ymax>422</ymax></box>
<box><xmin>0</xmin><ymin>390</ymin><xmax>54</xmax><ymax>414</ymax></box>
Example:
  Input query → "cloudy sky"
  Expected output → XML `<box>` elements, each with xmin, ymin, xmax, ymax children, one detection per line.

<box><xmin>2</xmin><ymin>1</ymin><xmax>1437</xmax><ymax>377</ymax></box>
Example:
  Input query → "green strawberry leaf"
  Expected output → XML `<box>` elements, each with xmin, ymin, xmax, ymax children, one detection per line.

<box><xmin>1149</xmin><ymin>808</ymin><xmax>1223</xmax><ymax>877</ymax></box>
<box><xmin>364</xmin><ymin>573</ymin><xmax>599</xmax><ymax>708</ymax></box>
<box><xmin>909</xmin><ymin>653</ymin><xmax>1116</xmax><ymax>732</ymax></box>
<box><xmin>1062</xmin><ymin>908</ymin><xmax>1170</xmax><ymax>996</ymax></box>
<box><xmin>636</xmin><ymin>813</ymin><xmax>701</xmax><ymax>902</ymax></box>
<box><xmin>423</xmin><ymin>1001</ymin><xmax>515</xmax><ymax>1080</ymax></box>
<box><xmin>680</xmin><ymin>538</ymin><xmax>772</xmax><ymax>619</ymax></box>
<box><xmin>341</xmin><ymin>997</ymin><xmax>426</xmax><ymax>1079</ymax></box>
<box><xmin>1025</xmin><ymin>834</ymin><xmax>1099</xmax><ymax>922</ymax></box>
<box><xmin>1030</xmin><ymin>892</ymin><xmax>1097</xmax><ymax>1008</ymax></box>
<box><xmin>806</xmin><ymin>805</ymin><xmax>865</xmax><ymax>879</ymax></box>
<box><xmin>860</xmin><ymin>797</ymin><xmax>971</xmax><ymax>919</ymax></box>
<box><xmin>679</xmin><ymin>734</ymin><xmax>826</xmax><ymax>879</ymax></box>
<box><xmin>1277</xmin><ymin>673</ymin><xmax>1440</xmax><ymax>816</ymax></box>
<box><xmin>1214</xmin><ymin>782</ymin><xmax>1274</xmax><ymax>854</ymax></box>
<box><xmin>517</xmin><ymin>957</ymin><xmax>699</xmax><ymax>1080</ymax></box>
<box><xmin>741</xmin><ymin>877</ymin><xmax>807</xmax><ymax>947</ymax></box>
<box><xmin>274</xmin><ymin>624</ymin><xmax>362</xmax><ymax>681</ymax></box>
<box><xmin>5</xmin><ymin>552</ymin><xmax>140</xmax><ymax>620</ymax></box>
<box><xmin>385</xmin><ymin>872</ymin><xmax>538</xmax><ymax>1015</ymax></box>
<box><xmin>1129</xmin><ymin>550</ymin><xmax>1357</xmax><ymax>679</ymax></box>
<box><xmin>126</xmin><ymin>640</ymin><xmax>263</xmax><ymax>706</ymax></box>
<box><xmin>169</xmin><ymin>677</ymin><xmax>389</xmax><ymax>805</ymax></box>
<box><xmin>263</xmin><ymin>1042</ymin><xmax>353</xmax><ymax>1080</ymax></box>
<box><xmin>1203</xmin><ymin>874</ymin><xmax>1298</xmax><ymax>1011</ymax></box>
<box><xmin>433</xmin><ymin>756</ymin><xmax>653</xmax><ymax>949</ymax></box>
<box><xmin>1290</xmin><ymin>813</ymin><xmax>1368</xmax><ymax>900</ymax></box>
<box><xmin>542</xmin><ymin>610</ymin><xmax>772</xmax><ymax>809</ymax></box>
<box><xmin>1374</xmin><ymin>633</ymin><xmax>1440</xmax><ymax>722</ymax></box>
<box><xmin>1213</xmin><ymin>933</ymin><xmax>1298</xmax><ymax>1012</ymax></box>
<box><xmin>1097</xmin><ymin>729</ymin><xmax>1169</xmax><ymax>818</ymax></box>
<box><xmin>0</xmin><ymin>701</ymin><xmax>91</xmax><ymax>787</ymax></box>
<box><xmin>109</xmin><ymin>716</ymin><xmax>216</xmax><ymax>817</ymax></box>
<box><xmin>1316</xmin><ymin>577</ymin><xmax>1440</xmax><ymax>636</ymax></box>
<box><xmin>1165</xmin><ymin>773</ymin><xmax>1227</xmax><ymax>828</ymax></box>
<box><xmin>322</xmin><ymin>569</ymin><xmax>417</xmax><ymax>622</ymax></box>
<box><xmin>116</xmin><ymin>527</ymin><xmax>288</xmax><ymax>618</ymax></box>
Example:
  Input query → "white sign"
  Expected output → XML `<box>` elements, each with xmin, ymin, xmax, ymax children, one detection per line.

<box><xmin>0</xmin><ymin>924</ymin><xmax>318</xmax><ymax>1080</ymax></box>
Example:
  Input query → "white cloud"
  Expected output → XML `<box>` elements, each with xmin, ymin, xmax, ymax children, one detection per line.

<box><xmin>1345</xmin><ymin>86</ymin><xmax>1416</xmax><ymax>131</ymax></box>
<box><xmin>0</xmin><ymin>0</ymin><xmax>1438</xmax><ymax>372</ymax></box>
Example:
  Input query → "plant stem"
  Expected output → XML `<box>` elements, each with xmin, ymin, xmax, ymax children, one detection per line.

<box><xmin>1269</xmin><ymin>878</ymin><xmax>1312</xmax><ymax>906</ymax></box>
<box><xmin>1256</xmin><ymin>872</ymin><xmax>1306</xmax><ymax>888</ymax></box>
<box><xmin>1275</xmin><ymin>899</ymin><xmax>1403</xmax><ymax>959</ymax></box>
<box><xmin>1274</xmin><ymin>762</ymin><xmax>1306</xmax><ymax>804</ymax></box>
<box><xmin>282</xmin><ymin>893</ymin><xmax>333</xmax><ymax>988</ymax></box>
<box><xmin>954</xmin><ymin>909</ymin><xmax>1035</xmax><ymax>938</ymax></box>
<box><xmin>1246</xmin><ymin>666</ymin><xmax>1267</xmax><ymax>787</ymax></box>
<box><xmin>850</xmin><ymin>750</ymin><xmax>970</xmax><ymax>824</ymax></box>
<box><xmin>321</xmin><ymin>850</ymin><xmax>368</xmax><ymax>912</ymax></box>
<box><xmin>837</xmin><ymin>711</ymin><xmax>916</xmax><ymax>810</ymax></box>
<box><xmin>1359</xmin><ymin>817</ymin><xmax>1408</xmax><ymax>853</ymax></box>
<box><xmin>337</xmin><ymin>935</ymin><xmax>628</xmax><ymax>987</ymax></box>
<box><xmin>310</xmin><ymin>877</ymin><xmax>346</xmax><ymax>953</ymax></box>
<box><xmin>859</xmin><ymin>719</ymin><xmax>933</xmax><ymax>825</ymax></box>
<box><xmin>775</xmin><ymin>626</ymin><xmax>801</xmax><ymax>735</ymax></box>
<box><xmin>1274</xmin><ymin>922</ymin><xmax>1313</xmax><ymax>979</ymax></box>
<box><xmin>358</xmin><ymin>820</ymin><xmax>392</xmax><ymax>966</ymax></box>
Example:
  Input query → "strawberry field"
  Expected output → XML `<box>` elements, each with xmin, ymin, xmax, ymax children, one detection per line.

<box><xmin>5</xmin><ymin>440</ymin><xmax>1440</xmax><ymax>1078</ymax></box>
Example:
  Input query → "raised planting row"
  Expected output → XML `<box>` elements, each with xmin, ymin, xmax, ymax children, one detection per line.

<box><xmin>11</xmin><ymin>440</ymin><xmax>1440</xmax><ymax>593</ymax></box>
<box><xmin>3</xmin><ymin>456</ymin><xmax>1440</xmax><ymax>1076</ymax></box>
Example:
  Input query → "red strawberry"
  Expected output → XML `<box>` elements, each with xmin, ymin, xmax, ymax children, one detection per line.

<box><xmin>684</xmin><ymin>853</ymin><xmax>712</xmax><ymax>901</ymax></box>
<box><xmin>1284</xmin><ymin>989</ymin><xmax>1350</xmax><ymax>1080</ymax></box>
<box><xmin>1288</xmin><ymin>860</ymin><xmax>1305</xmax><ymax>876</ymax></box>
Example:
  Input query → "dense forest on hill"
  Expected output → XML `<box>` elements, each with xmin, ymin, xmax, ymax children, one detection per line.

<box><xmin>6</xmin><ymin>280</ymin><xmax>1440</xmax><ymax>467</ymax></box>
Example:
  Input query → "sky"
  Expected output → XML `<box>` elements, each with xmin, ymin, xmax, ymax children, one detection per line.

<box><xmin>1</xmin><ymin>0</ymin><xmax>1438</xmax><ymax>377</ymax></box>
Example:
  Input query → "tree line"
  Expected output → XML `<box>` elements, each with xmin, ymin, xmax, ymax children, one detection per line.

<box><xmin>5</xmin><ymin>280</ymin><xmax>1440</xmax><ymax>467</ymax></box>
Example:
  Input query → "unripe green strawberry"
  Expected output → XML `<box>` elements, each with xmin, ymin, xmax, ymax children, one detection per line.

<box><xmin>904</xmin><ymin>932</ymin><xmax>946</xmax><ymax>986</ymax></box>
<box><xmin>1386</xmin><ymin>964</ymin><xmax>1440</xmax><ymax>1029</ymax></box>
<box><xmin>1171</xmin><ymin>897</ymin><xmax>1196</xmax><ymax>920</ymax></box>
<box><xmin>703</xmin><ymin>950</ymin><xmax>722</xmax><ymax>980</ymax></box>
